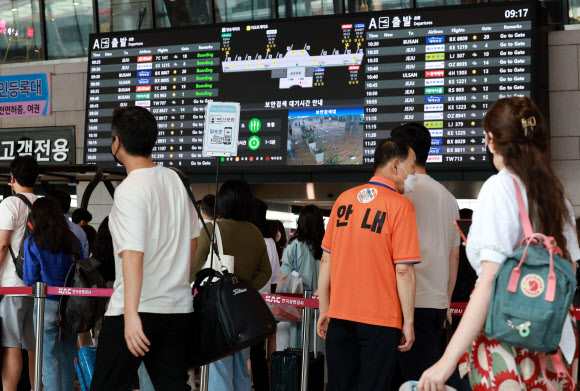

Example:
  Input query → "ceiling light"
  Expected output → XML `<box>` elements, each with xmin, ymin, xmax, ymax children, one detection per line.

<box><xmin>11</xmin><ymin>8</ymin><xmax>17</xmax><ymax>12</ymax></box>
<box><xmin>73</xmin><ymin>2</ymin><xmax>79</xmax><ymax>5</ymax></box>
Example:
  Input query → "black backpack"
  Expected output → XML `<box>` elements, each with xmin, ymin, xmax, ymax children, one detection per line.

<box><xmin>59</xmin><ymin>243</ymin><xmax>108</xmax><ymax>336</ymax></box>
<box><xmin>7</xmin><ymin>194</ymin><xmax>33</xmax><ymax>280</ymax></box>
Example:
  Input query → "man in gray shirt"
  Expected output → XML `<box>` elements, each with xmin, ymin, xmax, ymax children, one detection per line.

<box><xmin>392</xmin><ymin>123</ymin><xmax>461</xmax><ymax>383</ymax></box>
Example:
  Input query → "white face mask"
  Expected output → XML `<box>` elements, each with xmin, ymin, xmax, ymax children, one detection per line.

<box><xmin>397</xmin><ymin>164</ymin><xmax>418</xmax><ymax>193</ymax></box>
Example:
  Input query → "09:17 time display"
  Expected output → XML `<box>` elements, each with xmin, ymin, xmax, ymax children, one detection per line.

<box><xmin>505</xmin><ymin>8</ymin><xmax>528</xmax><ymax>18</ymax></box>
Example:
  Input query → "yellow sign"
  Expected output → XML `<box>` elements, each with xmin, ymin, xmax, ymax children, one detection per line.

<box><xmin>424</xmin><ymin>121</ymin><xmax>444</xmax><ymax>128</ymax></box>
<box><xmin>426</xmin><ymin>53</ymin><xmax>445</xmax><ymax>61</ymax></box>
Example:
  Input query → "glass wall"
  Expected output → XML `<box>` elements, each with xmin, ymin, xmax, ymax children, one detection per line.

<box><xmin>154</xmin><ymin>0</ymin><xmax>212</xmax><ymax>27</ymax></box>
<box><xmin>0</xmin><ymin>1</ymin><xmax>44</xmax><ymax>63</ymax></box>
<box><xmin>45</xmin><ymin>0</ymin><xmax>94</xmax><ymax>59</ymax></box>
<box><xmin>97</xmin><ymin>0</ymin><xmax>153</xmax><ymax>33</ymax></box>
<box><xmin>0</xmin><ymin>0</ymin><xmax>571</xmax><ymax>64</ymax></box>
<box><xmin>278</xmin><ymin>0</ymin><xmax>338</xmax><ymax>18</ymax></box>
<box><xmin>214</xmin><ymin>0</ymin><xmax>272</xmax><ymax>22</ymax></box>
<box><xmin>571</xmin><ymin>1</ymin><xmax>580</xmax><ymax>23</ymax></box>
<box><xmin>344</xmin><ymin>0</ymin><xmax>410</xmax><ymax>12</ymax></box>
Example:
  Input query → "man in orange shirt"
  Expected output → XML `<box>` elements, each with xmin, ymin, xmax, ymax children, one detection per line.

<box><xmin>317</xmin><ymin>137</ymin><xmax>420</xmax><ymax>391</ymax></box>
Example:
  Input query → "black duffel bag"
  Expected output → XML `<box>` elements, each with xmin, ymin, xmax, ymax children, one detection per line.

<box><xmin>190</xmin><ymin>268</ymin><xmax>277</xmax><ymax>367</ymax></box>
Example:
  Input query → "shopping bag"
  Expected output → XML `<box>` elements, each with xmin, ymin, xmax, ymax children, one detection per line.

<box><xmin>270</xmin><ymin>244</ymin><xmax>303</xmax><ymax>322</ymax></box>
<box><xmin>201</xmin><ymin>222</ymin><xmax>234</xmax><ymax>274</ymax></box>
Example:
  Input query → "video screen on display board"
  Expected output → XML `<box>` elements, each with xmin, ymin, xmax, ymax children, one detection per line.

<box><xmin>85</xmin><ymin>2</ymin><xmax>535</xmax><ymax>173</ymax></box>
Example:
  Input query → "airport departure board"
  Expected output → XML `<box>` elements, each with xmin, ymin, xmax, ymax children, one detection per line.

<box><xmin>85</xmin><ymin>2</ymin><xmax>535</xmax><ymax>172</ymax></box>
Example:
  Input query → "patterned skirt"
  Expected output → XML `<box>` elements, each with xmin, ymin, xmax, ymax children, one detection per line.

<box><xmin>458</xmin><ymin>311</ymin><xmax>578</xmax><ymax>391</ymax></box>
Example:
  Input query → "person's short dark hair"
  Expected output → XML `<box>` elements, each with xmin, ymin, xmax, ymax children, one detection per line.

<box><xmin>249</xmin><ymin>198</ymin><xmax>268</xmax><ymax>237</ymax></box>
<box><xmin>81</xmin><ymin>224</ymin><xmax>97</xmax><ymax>256</ymax></box>
<box><xmin>72</xmin><ymin>208</ymin><xmax>93</xmax><ymax>225</ymax></box>
<box><xmin>46</xmin><ymin>190</ymin><xmax>72</xmax><ymax>214</ymax></box>
<box><xmin>10</xmin><ymin>156</ymin><xmax>39</xmax><ymax>188</ymax></box>
<box><xmin>391</xmin><ymin>122</ymin><xmax>432</xmax><ymax>167</ymax></box>
<box><xmin>200</xmin><ymin>194</ymin><xmax>216</xmax><ymax>218</ymax></box>
<box><xmin>217</xmin><ymin>179</ymin><xmax>253</xmax><ymax>221</ymax></box>
<box><xmin>460</xmin><ymin>208</ymin><xmax>473</xmax><ymax>220</ymax></box>
<box><xmin>265</xmin><ymin>220</ymin><xmax>278</xmax><ymax>240</ymax></box>
<box><xmin>373</xmin><ymin>137</ymin><xmax>410</xmax><ymax>172</ymax></box>
<box><xmin>111</xmin><ymin>106</ymin><xmax>158</xmax><ymax>157</ymax></box>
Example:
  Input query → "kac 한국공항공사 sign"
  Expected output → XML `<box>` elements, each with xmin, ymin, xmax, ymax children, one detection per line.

<box><xmin>202</xmin><ymin>102</ymin><xmax>240</xmax><ymax>157</ymax></box>
<box><xmin>0</xmin><ymin>73</ymin><xmax>51</xmax><ymax>117</ymax></box>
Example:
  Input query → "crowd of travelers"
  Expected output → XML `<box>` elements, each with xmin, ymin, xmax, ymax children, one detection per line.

<box><xmin>0</xmin><ymin>96</ymin><xmax>578</xmax><ymax>391</ymax></box>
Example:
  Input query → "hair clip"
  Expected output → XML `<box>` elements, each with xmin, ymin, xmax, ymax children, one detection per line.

<box><xmin>521</xmin><ymin>117</ymin><xmax>536</xmax><ymax>136</ymax></box>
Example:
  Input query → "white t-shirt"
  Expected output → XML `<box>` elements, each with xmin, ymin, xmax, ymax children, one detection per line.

<box><xmin>405</xmin><ymin>174</ymin><xmax>460</xmax><ymax>309</ymax></box>
<box><xmin>259</xmin><ymin>237</ymin><xmax>281</xmax><ymax>294</ymax></box>
<box><xmin>467</xmin><ymin>168</ymin><xmax>580</xmax><ymax>277</ymax></box>
<box><xmin>107</xmin><ymin>166</ymin><xmax>200</xmax><ymax>316</ymax></box>
<box><xmin>0</xmin><ymin>193</ymin><xmax>37</xmax><ymax>290</ymax></box>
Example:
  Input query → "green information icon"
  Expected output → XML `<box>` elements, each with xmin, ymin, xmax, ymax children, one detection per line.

<box><xmin>249</xmin><ymin>118</ymin><xmax>261</xmax><ymax>133</ymax></box>
<box><xmin>248</xmin><ymin>136</ymin><xmax>261</xmax><ymax>151</ymax></box>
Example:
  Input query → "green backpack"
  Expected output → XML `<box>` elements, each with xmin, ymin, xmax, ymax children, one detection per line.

<box><xmin>485</xmin><ymin>176</ymin><xmax>576</xmax><ymax>352</ymax></box>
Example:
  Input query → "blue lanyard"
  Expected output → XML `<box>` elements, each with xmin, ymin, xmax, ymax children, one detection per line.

<box><xmin>368</xmin><ymin>181</ymin><xmax>396</xmax><ymax>193</ymax></box>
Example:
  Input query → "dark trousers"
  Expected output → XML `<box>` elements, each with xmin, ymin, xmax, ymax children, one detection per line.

<box><xmin>326</xmin><ymin>318</ymin><xmax>401</xmax><ymax>391</ymax></box>
<box><xmin>398</xmin><ymin>308</ymin><xmax>447</xmax><ymax>382</ymax></box>
<box><xmin>250</xmin><ymin>340</ymin><xmax>269</xmax><ymax>391</ymax></box>
<box><xmin>90</xmin><ymin>313</ymin><xmax>193</xmax><ymax>391</ymax></box>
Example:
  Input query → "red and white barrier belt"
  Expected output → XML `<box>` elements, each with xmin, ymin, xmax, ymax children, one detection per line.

<box><xmin>1</xmin><ymin>286</ymin><xmax>578</xmax><ymax>319</ymax></box>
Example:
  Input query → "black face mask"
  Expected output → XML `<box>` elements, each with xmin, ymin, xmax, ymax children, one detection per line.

<box><xmin>485</xmin><ymin>146</ymin><xmax>498</xmax><ymax>174</ymax></box>
<box><xmin>111</xmin><ymin>138</ymin><xmax>123</xmax><ymax>167</ymax></box>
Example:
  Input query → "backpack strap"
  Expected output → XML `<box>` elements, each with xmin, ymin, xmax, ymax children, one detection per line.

<box><xmin>507</xmin><ymin>175</ymin><xmax>533</xmax><ymax>237</ymax></box>
<box><xmin>7</xmin><ymin>193</ymin><xmax>33</xmax><ymax>262</ymax></box>
<box><xmin>539</xmin><ymin>351</ymin><xmax>576</xmax><ymax>391</ymax></box>
<box><xmin>167</xmin><ymin>167</ymin><xmax>221</xmax><ymax>263</ymax></box>
<box><xmin>506</xmin><ymin>175</ymin><xmax>558</xmax><ymax>302</ymax></box>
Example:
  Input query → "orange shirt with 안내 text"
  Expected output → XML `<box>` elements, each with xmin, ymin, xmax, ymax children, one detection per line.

<box><xmin>321</xmin><ymin>176</ymin><xmax>421</xmax><ymax>329</ymax></box>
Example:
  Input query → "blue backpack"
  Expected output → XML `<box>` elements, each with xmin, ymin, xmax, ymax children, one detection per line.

<box><xmin>485</xmin><ymin>176</ymin><xmax>576</xmax><ymax>353</ymax></box>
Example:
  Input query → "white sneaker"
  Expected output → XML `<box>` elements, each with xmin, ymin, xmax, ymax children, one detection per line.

<box><xmin>399</xmin><ymin>380</ymin><xmax>457</xmax><ymax>391</ymax></box>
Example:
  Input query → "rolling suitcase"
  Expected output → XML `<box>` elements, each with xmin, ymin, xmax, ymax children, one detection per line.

<box><xmin>271</xmin><ymin>348</ymin><xmax>301</xmax><ymax>391</ymax></box>
<box><xmin>271</xmin><ymin>310</ymin><xmax>325</xmax><ymax>391</ymax></box>
<box><xmin>271</xmin><ymin>349</ymin><xmax>325</xmax><ymax>391</ymax></box>
<box><xmin>75</xmin><ymin>346</ymin><xmax>97</xmax><ymax>391</ymax></box>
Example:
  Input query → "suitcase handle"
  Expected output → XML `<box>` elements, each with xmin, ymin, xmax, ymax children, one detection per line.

<box><xmin>313</xmin><ymin>309</ymin><xmax>318</xmax><ymax>358</ymax></box>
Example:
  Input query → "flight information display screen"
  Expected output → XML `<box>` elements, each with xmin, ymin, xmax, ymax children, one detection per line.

<box><xmin>85</xmin><ymin>2</ymin><xmax>534</xmax><ymax>172</ymax></box>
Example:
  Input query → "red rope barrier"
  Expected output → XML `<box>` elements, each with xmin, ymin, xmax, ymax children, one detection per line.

<box><xmin>46</xmin><ymin>287</ymin><xmax>114</xmax><ymax>297</ymax></box>
<box><xmin>0</xmin><ymin>286</ymin><xmax>575</xmax><ymax>318</ymax></box>
<box><xmin>0</xmin><ymin>287</ymin><xmax>32</xmax><ymax>295</ymax></box>
<box><xmin>261</xmin><ymin>293</ymin><xmax>319</xmax><ymax>308</ymax></box>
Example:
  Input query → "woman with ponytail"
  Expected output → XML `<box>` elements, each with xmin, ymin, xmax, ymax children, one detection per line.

<box><xmin>418</xmin><ymin>97</ymin><xmax>580</xmax><ymax>391</ymax></box>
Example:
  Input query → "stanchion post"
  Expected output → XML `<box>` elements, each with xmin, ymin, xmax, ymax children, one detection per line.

<box><xmin>313</xmin><ymin>309</ymin><xmax>318</xmax><ymax>359</ymax></box>
<box><xmin>300</xmin><ymin>290</ymin><xmax>313</xmax><ymax>391</ymax></box>
<box><xmin>200</xmin><ymin>364</ymin><xmax>209</xmax><ymax>391</ymax></box>
<box><xmin>33</xmin><ymin>282</ymin><xmax>47</xmax><ymax>391</ymax></box>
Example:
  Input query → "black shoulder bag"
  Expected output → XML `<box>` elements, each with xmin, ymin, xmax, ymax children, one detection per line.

<box><xmin>169</xmin><ymin>168</ymin><xmax>277</xmax><ymax>367</ymax></box>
